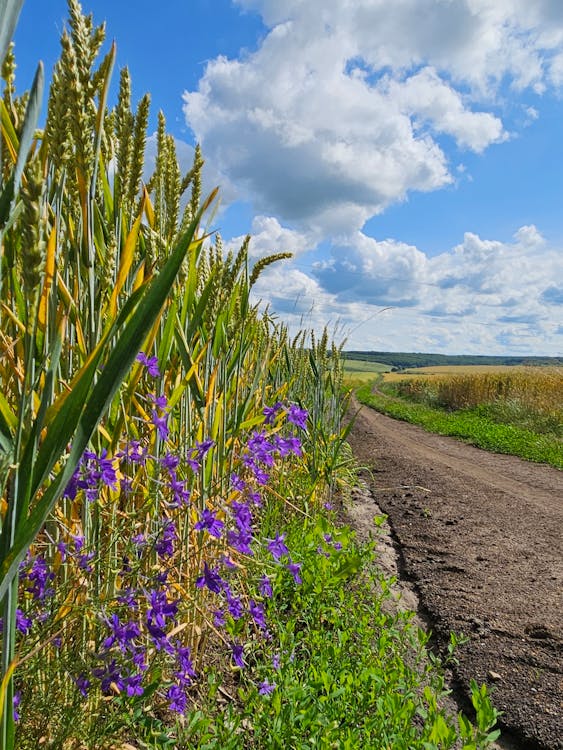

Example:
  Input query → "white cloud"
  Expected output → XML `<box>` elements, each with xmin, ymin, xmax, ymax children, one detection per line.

<box><xmin>247</xmin><ymin>223</ymin><xmax>563</xmax><ymax>354</ymax></box>
<box><xmin>228</xmin><ymin>215</ymin><xmax>315</xmax><ymax>259</ymax></box>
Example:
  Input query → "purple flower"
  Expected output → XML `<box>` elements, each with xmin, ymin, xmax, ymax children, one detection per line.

<box><xmin>272</xmin><ymin>653</ymin><xmax>281</xmax><ymax>670</ymax></box>
<box><xmin>287</xmin><ymin>561</ymin><xmax>303</xmax><ymax>584</ymax></box>
<box><xmin>167</xmin><ymin>472</ymin><xmax>190</xmax><ymax>508</ymax></box>
<box><xmin>196</xmin><ymin>439</ymin><xmax>215</xmax><ymax>460</ymax></box>
<box><xmin>176</xmin><ymin>645</ymin><xmax>197</xmax><ymax>683</ymax></box>
<box><xmin>258</xmin><ymin>679</ymin><xmax>276</xmax><ymax>695</ymax></box>
<box><xmin>258</xmin><ymin>575</ymin><xmax>273</xmax><ymax>598</ymax></box>
<box><xmin>150</xmin><ymin>393</ymin><xmax>168</xmax><ymax>410</ymax></box>
<box><xmin>77</xmin><ymin>551</ymin><xmax>95</xmax><ymax>572</ymax></box>
<box><xmin>231</xmin><ymin>642</ymin><xmax>245</xmax><ymax>669</ymax></box>
<box><xmin>263</xmin><ymin>402</ymin><xmax>283</xmax><ymax>424</ymax></box>
<box><xmin>155</xmin><ymin>519</ymin><xmax>177</xmax><ymax>559</ymax></box>
<box><xmin>13</xmin><ymin>690</ymin><xmax>21</xmax><ymax>722</ymax></box>
<box><xmin>25</xmin><ymin>556</ymin><xmax>54</xmax><ymax>600</ymax></box>
<box><xmin>226</xmin><ymin>593</ymin><xmax>244</xmax><ymax>620</ymax></box>
<box><xmin>227</xmin><ymin>527</ymin><xmax>253</xmax><ymax>555</ymax></box>
<box><xmin>195</xmin><ymin>563</ymin><xmax>225</xmax><ymax>594</ymax></box>
<box><xmin>16</xmin><ymin>609</ymin><xmax>32</xmax><ymax>635</ymax></box>
<box><xmin>249</xmin><ymin>600</ymin><xmax>267</xmax><ymax>630</ymax></box>
<box><xmin>194</xmin><ymin>508</ymin><xmax>224</xmax><ymax>539</ymax></box>
<box><xmin>287</xmin><ymin>404</ymin><xmax>308</xmax><ymax>430</ymax></box>
<box><xmin>248</xmin><ymin>490</ymin><xmax>262</xmax><ymax>506</ymax></box>
<box><xmin>151</xmin><ymin>410</ymin><xmax>169</xmax><ymax>441</ymax></box>
<box><xmin>124</xmin><ymin>674</ymin><xmax>144</xmax><ymax>697</ymax></box>
<box><xmin>161</xmin><ymin>452</ymin><xmax>179</xmax><ymax>471</ymax></box>
<box><xmin>213</xmin><ymin>610</ymin><xmax>226</xmax><ymax>627</ymax></box>
<box><xmin>267</xmin><ymin>533</ymin><xmax>289</xmax><ymax>561</ymax></box>
<box><xmin>167</xmin><ymin>683</ymin><xmax>187</xmax><ymax>713</ymax></box>
<box><xmin>136</xmin><ymin>352</ymin><xmax>161</xmax><ymax>378</ymax></box>
<box><xmin>72</xmin><ymin>534</ymin><xmax>85</xmax><ymax>552</ymax></box>
<box><xmin>230</xmin><ymin>473</ymin><xmax>246</xmax><ymax>492</ymax></box>
<box><xmin>98</xmin><ymin>450</ymin><xmax>118</xmax><ymax>489</ymax></box>
<box><xmin>75</xmin><ymin>674</ymin><xmax>90</xmax><ymax>697</ymax></box>
<box><xmin>146</xmin><ymin>590</ymin><xmax>179</xmax><ymax>630</ymax></box>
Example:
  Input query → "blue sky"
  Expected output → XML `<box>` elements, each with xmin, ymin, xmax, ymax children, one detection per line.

<box><xmin>13</xmin><ymin>0</ymin><xmax>563</xmax><ymax>355</ymax></box>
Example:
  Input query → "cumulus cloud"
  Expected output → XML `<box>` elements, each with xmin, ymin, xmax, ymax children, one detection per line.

<box><xmin>227</xmin><ymin>215</ymin><xmax>315</xmax><ymax>259</ymax></box>
<box><xmin>245</xmin><ymin>222</ymin><xmax>563</xmax><ymax>354</ymax></box>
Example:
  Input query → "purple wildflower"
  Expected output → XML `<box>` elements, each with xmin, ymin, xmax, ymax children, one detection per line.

<box><xmin>136</xmin><ymin>352</ymin><xmax>161</xmax><ymax>378</ymax></box>
<box><xmin>249</xmin><ymin>600</ymin><xmax>267</xmax><ymax>630</ymax></box>
<box><xmin>161</xmin><ymin>452</ymin><xmax>179</xmax><ymax>471</ymax></box>
<box><xmin>75</xmin><ymin>674</ymin><xmax>91</xmax><ymax>697</ymax></box>
<box><xmin>176</xmin><ymin>644</ymin><xmax>196</xmax><ymax>684</ymax></box>
<box><xmin>150</xmin><ymin>393</ymin><xmax>168</xmax><ymax>410</ymax></box>
<box><xmin>287</xmin><ymin>561</ymin><xmax>303</xmax><ymax>584</ymax></box>
<box><xmin>151</xmin><ymin>410</ymin><xmax>169</xmax><ymax>441</ymax></box>
<box><xmin>167</xmin><ymin>472</ymin><xmax>190</xmax><ymax>508</ymax></box>
<box><xmin>287</xmin><ymin>404</ymin><xmax>308</xmax><ymax>430</ymax></box>
<box><xmin>26</xmin><ymin>556</ymin><xmax>55</xmax><ymax>600</ymax></box>
<box><xmin>231</xmin><ymin>642</ymin><xmax>245</xmax><ymax>669</ymax></box>
<box><xmin>272</xmin><ymin>653</ymin><xmax>281</xmax><ymax>670</ymax></box>
<box><xmin>263</xmin><ymin>401</ymin><xmax>283</xmax><ymax>424</ymax></box>
<box><xmin>194</xmin><ymin>508</ymin><xmax>224</xmax><ymax>539</ymax></box>
<box><xmin>196</xmin><ymin>439</ymin><xmax>214</xmax><ymax>460</ymax></box>
<box><xmin>214</xmin><ymin>610</ymin><xmax>226</xmax><ymax>627</ymax></box>
<box><xmin>167</xmin><ymin>683</ymin><xmax>187</xmax><ymax>713</ymax></box>
<box><xmin>258</xmin><ymin>575</ymin><xmax>273</xmax><ymax>598</ymax></box>
<box><xmin>226</xmin><ymin>593</ymin><xmax>244</xmax><ymax>620</ymax></box>
<box><xmin>267</xmin><ymin>533</ymin><xmax>289</xmax><ymax>561</ymax></box>
<box><xmin>228</xmin><ymin>527</ymin><xmax>253</xmax><ymax>555</ymax></box>
<box><xmin>230</xmin><ymin>472</ymin><xmax>246</xmax><ymax>492</ymax></box>
<box><xmin>155</xmin><ymin>519</ymin><xmax>177</xmax><ymax>559</ymax></box>
<box><xmin>195</xmin><ymin>562</ymin><xmax>225</xmax><ymax>594</ymax></box>
<box><xmin>77</xmin><ymin>551</ymin><xmax>95</xmax><ymax>572</ymax></box>
<box><xmin>15</xmin><ymin>609</ymin><xmax>32</xmax><ymax>635</ymax></box>
<box><xmin>258</xmin><ymin>680</ymin><xmax>276</xmax><ymax>695</ymax></box>
<box><xmin>124</xmin><ymin>674</ymin><xmax>144</xmax><ymax>697</ymax></box>
<box><xmin>13</xmin><ymin>691</ymin><xmax>21</xmax><ymax>722</ymax></box>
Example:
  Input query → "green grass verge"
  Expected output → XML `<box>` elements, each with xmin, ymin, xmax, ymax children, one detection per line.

<box><xmin>356</xmin><ymin>383</ymin><xmax>563</xmax><ymax>469</ymax></box>
<box><xmin>181</xmin><ymin>514</ymin><xmax>500</xmax><ymax>749</ymax></box>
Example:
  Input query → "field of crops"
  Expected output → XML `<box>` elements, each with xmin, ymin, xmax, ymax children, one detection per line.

<box><xmin>356</xmin><ymin>365</ymin><xmax>563</xmax><ymax>467</ymax></box>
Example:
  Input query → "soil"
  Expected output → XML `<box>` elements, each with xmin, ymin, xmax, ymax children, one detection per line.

<box><xmin>345</xmin><ymin>398</ymin><xmax>563</xmax><ymax>750</ymax></box>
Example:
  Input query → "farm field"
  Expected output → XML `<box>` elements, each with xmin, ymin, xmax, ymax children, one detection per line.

<box><xmin>343</xmin><ymin>358</ymin><xmax>391</xmax><ymax>380</ymax></box>
<box><xmin>355</xmin><ymin>365</ymin><xmax>563</xmax><ymax>467</ymax></box>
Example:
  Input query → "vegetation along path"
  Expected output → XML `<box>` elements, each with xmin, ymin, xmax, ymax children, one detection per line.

<box><xmin>347</xmin><ymin>398</ymin><xmax>563</xmax><ymax>750</ymax></box>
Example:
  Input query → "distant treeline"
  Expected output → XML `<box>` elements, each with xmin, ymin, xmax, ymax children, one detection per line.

<box><xmin>343</xmin><ymin>351</ymin><xmax>563</xmax><ymax>370</ymax></box>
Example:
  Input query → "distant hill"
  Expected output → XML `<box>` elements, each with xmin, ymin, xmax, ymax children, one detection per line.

<box><xmin>343</xmin><ymin>351</ymin><xmax>563</xmax><ymax>370</ymax></box>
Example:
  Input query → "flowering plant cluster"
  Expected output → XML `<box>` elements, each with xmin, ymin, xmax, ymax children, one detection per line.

<box><xmin>8</xmin><ymin>353</ymin><xmax>313</xmax><ymax>721</ymax></box>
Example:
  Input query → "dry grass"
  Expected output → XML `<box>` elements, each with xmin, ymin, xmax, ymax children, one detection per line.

<box><xmin>383</xmin><ymin>366</ymin><xmax>563</xmax><ymax>436</ymax></box>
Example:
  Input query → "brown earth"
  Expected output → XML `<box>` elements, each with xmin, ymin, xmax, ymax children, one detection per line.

<box><xmin>346</xmin><ymin>398</ymin><xmax>563</xmax><ymax>750</ymax></box>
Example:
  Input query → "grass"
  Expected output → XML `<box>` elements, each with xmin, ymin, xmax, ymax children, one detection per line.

<box><xmin>343</xmin><ymin>360</ymin><xmax>392</xmax><ymax>382</ymax></box>
<box><xmin>356</xmin><ymin>381</ymin><xmax>563</xmax><ymax>468</ymax></box>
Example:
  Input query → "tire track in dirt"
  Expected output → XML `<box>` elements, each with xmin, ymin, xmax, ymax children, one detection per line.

<box><xmin>347</xmin><ymin>399</ymin><xmax>563</xmax><ymax>750</ymax></box>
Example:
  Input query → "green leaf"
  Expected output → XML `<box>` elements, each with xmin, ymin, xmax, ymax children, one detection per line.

<box><xmin>12</xmin><ymin>61</ymin><xmax>43</xmax><ymax>203</ymax></box>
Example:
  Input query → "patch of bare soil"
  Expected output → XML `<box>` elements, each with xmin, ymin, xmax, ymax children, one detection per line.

<box><xmin>346</xmin><ymin>398</ymin><xmax>563</xmax><ymax>750</ymax></box>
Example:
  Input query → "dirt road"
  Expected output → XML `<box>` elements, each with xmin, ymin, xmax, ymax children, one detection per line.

<box><xmin>347</xmin><ymin>399</ymin><xmax>563</xmax><ymax>750</ymax></box>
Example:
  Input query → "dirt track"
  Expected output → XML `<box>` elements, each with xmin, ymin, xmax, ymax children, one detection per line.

<box><xmin>347</xmin><ymin>399</ymin><xmax>563</xmax><ymax>750</ymax></box>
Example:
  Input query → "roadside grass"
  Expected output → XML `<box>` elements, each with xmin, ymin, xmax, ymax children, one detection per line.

<box><xmin>355</xmin><ymin>382</ymin><xmax>563</xmax><ymax>469</ymax></box>
<box><xmin>166</xmin><ymin>511</ymin><xmax>501</xmax><ymax>750</ymax></box>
